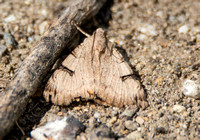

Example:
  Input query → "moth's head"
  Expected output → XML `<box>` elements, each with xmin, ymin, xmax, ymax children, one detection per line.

<box><xmin>93</xmin><ymin>28</ymin><xmax>107</xmax><ymax>53</ymax></box>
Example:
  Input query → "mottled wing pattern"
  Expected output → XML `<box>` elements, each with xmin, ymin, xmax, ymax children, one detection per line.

<box><xmin>98</xmin><ymin>42</ymin><xmax>148</xmax><ymax>108</ymax></box>
<box><xmin>44</xmin><ymin>35</ymin><xmax>95</xmax><ymax>105</ymax></box>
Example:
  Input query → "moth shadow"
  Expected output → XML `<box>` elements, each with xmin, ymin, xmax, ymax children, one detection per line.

<box><xmin>62</xmin><ymin>99</ymin><xmax>108</xmax><ymax>110</ymax></box>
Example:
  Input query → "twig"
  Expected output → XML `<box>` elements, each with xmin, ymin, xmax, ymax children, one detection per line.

<box><xmin>16</xmin><ymin>121</ymin><xmax>25</xmax><ymax>136</ymax></box>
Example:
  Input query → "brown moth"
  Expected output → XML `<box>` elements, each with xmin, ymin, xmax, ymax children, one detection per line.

<box><xmin>44</xmin><ymin>28</ymin><xmax>148</xmax><ymax>109</ymax></box>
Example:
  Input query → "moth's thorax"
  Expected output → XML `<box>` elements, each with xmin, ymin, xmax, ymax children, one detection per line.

<box><xmin>93</xmin><ymin>28</ymin><xmax>107</xmax><ymax>55</ymax></box>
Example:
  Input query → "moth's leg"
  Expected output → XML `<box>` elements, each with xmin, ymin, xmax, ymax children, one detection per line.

<box><xmin>74</xmin><ymin>23</ymin><xmax>91</xmax><ymax>37</ymax></box>
<box><xmin>70</xmin><ymin>14</ymin><xmax>90</xmax><ymax>37</ymax></box>
<box><xmin>60</xmin><ymin>65</ymin><xmax>74</xmax><ymax>76</ymax></box>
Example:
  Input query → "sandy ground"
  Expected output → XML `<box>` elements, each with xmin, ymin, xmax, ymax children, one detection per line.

<box><xmin>0</xmin><ymin>0</ymin><xmax>200</xmax><ymax>139</ymax></box>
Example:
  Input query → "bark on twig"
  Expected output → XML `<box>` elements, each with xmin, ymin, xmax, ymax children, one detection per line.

<box><xmin>0</xmin><ymin>0</ymin><xmax>106</xmax><ymax>138</ymax></box>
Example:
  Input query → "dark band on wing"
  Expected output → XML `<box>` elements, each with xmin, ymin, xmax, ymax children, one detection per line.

<box><xmin>60</xmin><ymin>65</ymin><xmax>74</xmax><ymax>76</ymax></box>
<box><xmin>120</xmin><ymin>74</ymin><xmax>134</xmax><ymax>82</ymax></box>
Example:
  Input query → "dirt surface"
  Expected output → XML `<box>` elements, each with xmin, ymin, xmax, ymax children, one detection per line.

<box><xmin>0</xmin><ymin>0</ymin><xmax>200</xmax><ymax>139</ymax></box>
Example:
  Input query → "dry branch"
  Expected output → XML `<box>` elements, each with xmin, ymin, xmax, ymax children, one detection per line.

<box><xmin>0</xmin><ymin>0</ymin><xmax>106</xmax><ymax>138</ymax></box>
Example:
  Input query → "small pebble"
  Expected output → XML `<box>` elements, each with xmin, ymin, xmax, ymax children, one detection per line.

<box><xmin>178</xmin><ymin>25</ymin><xmax>189</xmax><ymax>34</ymax></box>
<box><xmin>85</xmin><ymin>126</ymin><xmax>115</xmax><ymax>139</ymax></box>
<box><xmin>138</xmin><ymin>24</ymin><xmax>157</xmax><ymax>36</ymax></box>
<box><xmin>109</xmin><ymin>116</ymin><xmax>117</xmax><ymax>124</ymax></box>
<box><xmin>0</xmin><ymin>45</ymin><xmax>7</xmax><ymax>57</ymax></box>
<box><xmin>94</xmin><ymin>112</ymin><xmax>101</xmax><ymax>118</ymax></box>
<box><xmin>136</xmin><ymin>116</ymin><xmax>144</xmax><ymax>125</ymax></box>
<box><xmin>125</xmin><ymin>131</ymin><xmax>142</xmax><ymax>139</ymax></box>
<box><xmin>120</xmin><ymin>107</ymin><xmax>138</xmax><ymax>118</ymax></box>
<box><xmin>156</xmin><ymin>11</ymin><xmax>163</xmax><ymax>18</ymax></box>
<box><xmin>4</xmin><ymin>14</ymin><xmax>16</xmax><ymax>22</ymax></box>
<box><xmin>3</xmin><ymin>32</ymin><xmax>17</xmax><ymax>48</ymax></box>
<box><xmin>31</xmin><ymin>116</ymin><xmax>85</xmax><ymax>140</ymax></box>
<box><xmin>111</xmin><ymin>107</ymin><xmax>120</xmax><ymax>116</ymax></box>
<box><xmin>1</xmin><ymin>56</ymin><xmax>9</xmax><ymax>64</ymax></box>
<box><xmin>39</xmin><ymin>21</ymin><xmax>49</xmax><ymax>35</ymax></box>
<box><xmin>137</xmin><ymin>34</ymin><xmax>147</xmax><ymax>41</ymax></box>
<box><xmin>172</xmin><ymin>105</ymin><xmax>186</xmax><ymax>113</ymax></box>
<box><xmin>182</xmin><ymin>79</ymin><xmax>200</xmax><ymax>99</ymax></box>
<box><xmin>124</xmin><ymin>120</ymin><xmax>138</xmax><ymax>130</ymax></box>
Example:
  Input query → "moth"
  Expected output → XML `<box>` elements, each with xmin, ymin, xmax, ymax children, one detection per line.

<box><xmin>44</xmin><ymin>28</ymin><xmax>148</xmax><ymax>109</ymax></box>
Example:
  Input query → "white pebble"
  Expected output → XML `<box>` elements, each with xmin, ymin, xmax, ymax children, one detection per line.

<box><xmin>4</xmin><ymin>15</ymin><xmax>16</xmax><ymax>22</ymax></box>
<box><xmin>39</xmin><ymin>21</ymin><xmax>49</xmax><ymax>35</ymax></box>
<box><xmin>156</xmin><ymin>11</ymin><xmax>163</xmax><ymax>18</ymax></box>
<box><xmin>182</xmin><ymin>79</ymin><xmax>200</xmax><ymax>99</ymax></box>
<box><xmin>94</xmin><ymin>112</ymin><xmax>101</xmax><ymax>118</ymax></box>
<box><xmin>137</xmin><ymin>34</ymin><xmax>147</xmax><ymax>41</ymax></box>
<box><xmin>41</xmin><ymin>9</ymin><xmax>48</xmax><ymax>17</ymax></box>
<box><xmin>136</xmin><ymin>116</ymin><xmax>144</xmax><ymax>125</ymax></box>
<box><xmin>118</xmin><ymin>41</ymin><xmax>124</xmax><ymax>45</ymax></box>
<box><xmin>25</xmin><ymin>0</ymin><xmax>32</xmax><ymax>5</ymax></box>
<box><xmin>178</xmin><ymin>25</ymin><xmax>189</xmax><ymax>34</ymax></box>
<box><xmin>31</xmin><ymin>117</ymin><xmax>69</xmax><ymax>140</ymax></box>
<box><xmin>31</xmin><ymin>116</ymin><xmax>84</xmax><ymax>140</ymax></box>
<box><xmin>138</xmin><ymin>24</ymin><xmax>157</xmax><ymax>36</ymax></box>
<box><xmin>172</xmin><ymin>105</ymin><xmax>186</xmax><ymax>113</ymax></box>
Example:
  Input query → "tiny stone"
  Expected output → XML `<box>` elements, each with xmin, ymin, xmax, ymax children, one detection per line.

<box><xmin>111</xmin><ymin>107</ymin><xmax>120</xmax><ymax>116</ymax></box>
<box><xmin>0</xmin><ymin>45</ymin><xmax>7</xmax><ymax>57</ymax></box>
<box><xmin>177</xmin><ymin>15</ymin><xmax>185</xmax><ymax>22</ymax></box>
<box><xmin>120</xmin><ymin>107</ymin><xmax>138</xmax><ymax>118</ymax></box>
<box><xmin>88</xmin><ymin>117</ymin><xmax>97</xmax><ymax>129</ymax></box>
<box><xmin>41</xmin><ymin>9</ymin><xmax>48</xmax><ymax>17</ymax></box>
<box><xmin>1</xmin><ymin>56</ymin><xmax>9</xmax><ymax>64</ymax></box>
<box><xmin>25</xmin><ymin>0</ymin><xmax>32</xmax><ymax>5</ymax></box>
<box><xmin>182</xmin><ymin>124</ymin><xmax>188</xmax><ymax>129</ymax></box>
<box><xmin>31</xmin><ymin>116</ymin><xmax>85</xmax><ymax>140</ymax></box>
<box><xmin>109</xmin><ymin>116</ymin><xmax>117</xmax><ymax>124</ymax></box>
<box><xmin>172</xmin><ymin>105</ymin><xmax>186</xmax><ymax>113</ymax></box>
<box><xmin>182</xmin><ymin>79</ymin><xmax>200</xmax><ymax>99</ymax></box>
<box><xmin>137</xmin><ymin>127</ymin><xmax>141</xmax><ymax>132</ymax></box>
<box><xmin>136</xmin><ymin>116</ymin><xmax>144</xmax><ymax>125</ymax></box>
<box><xmin>39</xmin><ymin>21</ymin><xmax>49</xmax><ymax>35</ymax></box>
<box><xmin>4</xmin><ymin>14</ymin><xmax>16</xmax><ymax>22</ymax></box>
<box><xmin>86</xmin><ymin>126</ymin><xmax>116</xmax><ymax>139</ymax></box>
<box><xmin>28</xmin><ymin>37</ymin><xmax>34</xmax><ymax>43</ymax></box>
<box><xmin>125</xmin><ymin>131</ymin><xmax>142</xmax><ymax>139</ymax></box>
<box><xmin>138</xmin><ymin>24</ymin><xmax>157</xmax><ymax>36</ymax></box>
<box><xmin>124</xmin><ymin>120</ymin><xmax>138</xmax><ymax>131</ymax></box>
<box><xmin>94</xmin><ymin>112</ymin><xmax>101</xmax><ymax>118</ymax></box>
<box><xmin>156</xmin><ymin>11</ymin><xmax>163</xmax><ymax>17</ymax></box>
<box><xmin>178</xmin><ymin>25</ymin><xmax>189</xmax><ymax>34</ymax></box>
<box><xmin>137</xmin><ymin>34</ymin><xmax>147</xmax><ymax>41</ymax></box>
<box><xmin>5</xmin><ymin>65</ymin><xmax>11</xmax><ymax>73</ymax></box>
<box><xmin>3</xmin><ymin>32</ymin><xmax>17</xmax><ymax>48</ymax></box>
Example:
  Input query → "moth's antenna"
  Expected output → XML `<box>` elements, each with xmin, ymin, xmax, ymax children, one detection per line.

<box><xmin>74</xmin><ymin>23</ymin><xmax>90</xmax><ymax>37</ymax></box>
